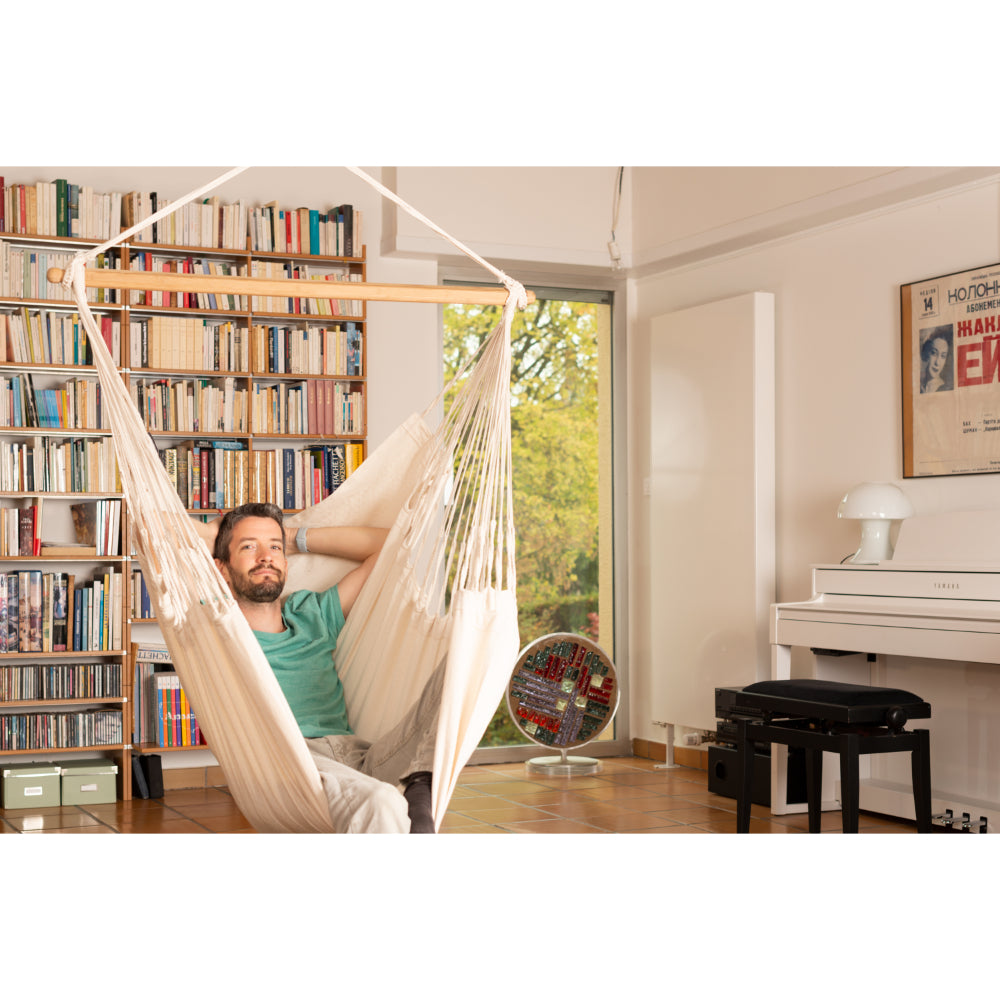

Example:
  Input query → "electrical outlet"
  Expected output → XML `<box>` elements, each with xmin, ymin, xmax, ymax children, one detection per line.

<box><xmin>684</xmin><ymin>733</ymin><xmax>702</xmax><ymax>747</ymax></box>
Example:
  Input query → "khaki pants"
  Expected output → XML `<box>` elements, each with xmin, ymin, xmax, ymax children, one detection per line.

<box><xmin>305</xmin><ymin>659</ymin><xmax>444</xmax><ymax>833</ymax></box>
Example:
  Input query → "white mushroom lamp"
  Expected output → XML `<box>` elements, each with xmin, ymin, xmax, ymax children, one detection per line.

<box><xmin>837</xmin><ymin>482</ymin><xmax>914</xmax><ymax>564</ymax></box>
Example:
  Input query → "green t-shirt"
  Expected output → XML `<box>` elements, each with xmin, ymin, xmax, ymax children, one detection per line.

<box><xmin>253</xmin><ymin>587</ymin><xmax>352</xmax><ymax>738</ymax></box>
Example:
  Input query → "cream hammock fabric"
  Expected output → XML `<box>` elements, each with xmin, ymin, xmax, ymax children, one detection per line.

<box><xmin>60</xmin><ymin>167</ymin><xmax>523</xmax><ymax>832</ymax></box>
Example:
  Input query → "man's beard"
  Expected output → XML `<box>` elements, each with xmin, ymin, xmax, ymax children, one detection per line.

<box><xmin>230</xmin><ymin>566</ymin><xmax>285</xmax><ymax>603</ymax></box>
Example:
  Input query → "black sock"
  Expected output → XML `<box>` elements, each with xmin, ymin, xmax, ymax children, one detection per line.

<box><xmin>403</xmin><ymin>771</ymin><xmax>435</xmax><ymax>834</ymax></box>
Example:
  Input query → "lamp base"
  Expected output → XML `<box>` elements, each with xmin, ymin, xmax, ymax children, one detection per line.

<box><xmin>849</xmin><ymin>518</ymin><xmax>894</xmax><ymax>564</ymax></box>
<box><xmin>526</xmin><ymin>754</ymin><xmax>603</xmax><ymax>776</ymax></box>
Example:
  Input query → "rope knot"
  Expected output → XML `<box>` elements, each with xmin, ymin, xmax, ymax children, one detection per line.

<box><xmin>499</xmin><ymin>272</ymin><xmax>528</xmax><ymax>310</ymax></box>
<box><xmin>61</xmin><ymin>254</ymin><xmax>89</xmax><ymax>295</ymax></box>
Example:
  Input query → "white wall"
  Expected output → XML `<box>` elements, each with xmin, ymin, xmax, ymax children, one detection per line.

<box><xmin>628</xmin><ymin>176</ymin><xmax>1000</xmax><ymax>743</ymax></box>
<box><xmin>384</xmin><ymin>166</ymin><xmax>629</xmax><ymax>273</ymax></box>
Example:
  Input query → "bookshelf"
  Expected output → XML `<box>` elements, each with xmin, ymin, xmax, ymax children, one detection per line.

<box><xmin>1</xmin><ymin>176</ymin><xmax>368</xmax><ymax>801</ymax></box>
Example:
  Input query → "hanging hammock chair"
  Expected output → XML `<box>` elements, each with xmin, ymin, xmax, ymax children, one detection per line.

<box><xmin>55</xmin><ymin>166</ymin><xmax>527</xmax><ymax>832</ymax></box>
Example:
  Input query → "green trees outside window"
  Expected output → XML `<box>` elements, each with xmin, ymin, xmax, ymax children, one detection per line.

<box><xmin>444</xmin><ymin>296</ymin><xmax>602</xmax><ymax>747</ymax></box>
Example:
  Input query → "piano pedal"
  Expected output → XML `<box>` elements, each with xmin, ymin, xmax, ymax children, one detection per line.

<box><xmin>931</xmin><ymin>809</ymin><xmax>989</xmax><ymax>832</ymax></box>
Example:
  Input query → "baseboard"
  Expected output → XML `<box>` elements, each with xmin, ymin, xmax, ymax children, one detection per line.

<box><xmin>161</xmin><ymin>764</ymin><xmax>229</xmax><ymax>790</ymax></box>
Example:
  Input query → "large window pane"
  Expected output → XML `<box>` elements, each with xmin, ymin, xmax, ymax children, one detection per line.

<box><xmin>443</xmin><ymin>290</ymin><xmax>613</xmax><ymax>751</ymax></box>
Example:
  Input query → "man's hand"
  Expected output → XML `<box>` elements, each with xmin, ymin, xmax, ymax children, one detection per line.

<box><xmin>192</xmin><ymin>517</ymin><xmax>220</xmax><ymax>553</ymax></box>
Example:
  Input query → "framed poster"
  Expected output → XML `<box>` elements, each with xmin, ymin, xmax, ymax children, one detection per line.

<box><xmin>902</xmin><ymin>260</ymin><xmax>1000</xmax><ymax>477</ymax></box>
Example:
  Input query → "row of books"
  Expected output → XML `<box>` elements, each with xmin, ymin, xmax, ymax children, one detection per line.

<box><xmin>133</xmin><ymin>376</ymin><xmax>248</xmax><ymax>435</ymax></box>
<box><xmin>0</xmin><ymin>436</ymin><xmax>120</xmax><ymax>494</ymax></box>
<box><xmin>0</xmin><ymin>661</ymin><xmax>122</xmax><ymax>701</ymax></box>
<box><xmin>160</xmin><ymin>440</ymin><xmax>249</xmax><ymax>510</ymax></box>
<box><xmin>0</xmin><ymin>503</ymin><xmax>39</xmax><ymax>557</ymax></box>
<box><xmin>0</xmin><ymin>373</ymin><xmax>105</xmax><ymax>431</ymax></box>
<box><xmin>0</xmin><ymin>240</ymin><xmax>121</xmax><ymax>304</ymax></box>
<box><xmin>132</xmin><ymin>644</ymin><xmax>203</xmax><ymax>748</ymax></box>
<box><xmin>1</xmin><ymin>176</ymin><xmax>363</xmax><ymax>257</ymax></box>
<box><xmin>0</xmin><ymin>498</ymin><xmax>120</xmax><ymax>560</ymax></box>
<box><xmin>129</xmin><ymin>316</ymin><xmax>248</xmax><ymax>373</ymax></box>
<box><xmin>2</xmin><ymin>307</ymin><xmax>121</xmax><ymax>367</ymax></box>
<box><xmin>250</xmin><ymin>379</ymin><xmax>364</xmax><ymax>436</ymax></box>
<box><xmin>251</xmin><ymin>322</ymin><xmax>363</xmax><ymax>377</ymax></box>
<box><xmin>257</xmin><ymin>444</ymin><xmax>354</xmax><ymax>510</ymax></box>
<box><xmin>156</xmin><ymin>439</ymin><xmax>361</xmax><ymax>511</ymax></box>
<box><xmin>0</xmin><ymin>569</ymin><xmax>123</xmax><ymax>653</ymax></box>
<box><xmin>123</xmin><ymin>192</ymin><xmax>247</xmax><ymax>251</ymax></box>
<box><xmin>0</xmin><ymin>708</ymin><xmax>123</xmax><ymax>751</ymax></box>
<box><xmin>132</xmin><ymin>378</ymin><xmax>363</xmax><ymax>438</ymax></box>
<box><xmin>249</xmin><ymin>260</ymin><xmax>364</xmax><ymax>317</ymax></box>
<box><xmin>1</xmin><ymin>179</ymin><xmax>123</xmax><ymax>241</ymax></box>
<box><xmin>67</xmin><ymin>499</ymin><xmax>122</xmax><ymax>557</ymax></box>
<box><xmin>248</xmin><ymin>203</ymin><xmax>361</xmax><ymax>257</ymax></box>
<box><xmin>127</xmin><ymin>253</ymin><xmax>248</xmax><ymax>311</ymax></box>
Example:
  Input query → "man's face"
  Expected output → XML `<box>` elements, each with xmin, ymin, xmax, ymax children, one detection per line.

<box><xmin>217</xmin><ymin>516</ymin><xmax>287</xmax><ymax>603</ymax></box>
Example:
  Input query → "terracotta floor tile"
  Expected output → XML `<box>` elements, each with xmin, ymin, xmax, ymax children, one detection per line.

<box><xmin>499</xmin><ymin>817</ymin><xmax>609</xmax><ymax>834</ymax></box>
<box><xmin>510</xmin><ymin>773</ymin><xmax>612</xmax><ymax>790</ymax></box>
<box><xmin>461</xmin><ymin>779</ymin><xmax>553</xmax><ymax>797</ymax></box>
<box><xmin>630</xmin><ymin>824</ymin><xmax>713</xmax><ymax>833</ymax></box>
<box><xmin>590</xmin><ymin>760</ymin><xmax>648</xmax><ymax>773</ymax></box>
<box><xmin>538</xmin><ymin>799</ymin><xmax>640</xmax><ymax>821</ymax></box>
<box><xmin>662</xmin><ymin>789</ymin><xmax>739</xmax><ymax>808</ymax></box>
<box><xmin>115</xmin><ymin>816</ymin><xmax>213</xmax><ymax>834</ymax></box>
<box><xmin>492</xmin><ymin>788</ymin><xmax>582</xmax><ymax>807</ymax></box>
<box><xmin>444</xmin><ymin>794</ymin><xmax>514</xmax><ymax>812</ymax></box>
<box><xmin>442</xmin><ymin>823</ymin><xmax>510</xmax><ymax>834</ymax></box>
<box><xmin>690</xmin><ymin>817</ymin><xmax>804</xmax><ymax>834</ymax></box>
<box><xmin>609</xmin><ymin>794</ymin><xmax>699</xmax><ymax>813</ymax></box>
<box><xmin>609</xmin><ymin>757</ymin><xmax>665</xmax><ymax>771</ymax></box>
<box><xmin>646</xmin><ymin>805</ymin><xmax>736</xmax><ymax>824</ymax></box>
<box><xmin>170</xmin><ymin>800</ymin><xmax>251</xmax><ymax>821</ymax></box>
<box><xmin>27</xmin><ymin>825</ymin><xmax>117</xmax><ymax>834</ymax></box>
<box><xmin>439</xmin><ymin>813</ymin><xmax>500</xmax><ymax>831</ymax></box>
<box><xmin>454</xmin><ymin>804</ymin><xmax>552</xmax><ymax>823</ymax></box>
<box><xmin>768</xmin><ymin>810</ymin><xmax>848</xmax><ymax>832</ymax></box>
<box><xmin>83</xmin><ymin>799</ymin><xmax>172</xmax><ymax>820</ymax></box>
<box><xmin>161</xmin><ymin>787</ymin><xmax>237</xmax><ymax>806</ymax></box>
<box><xmin>601</xmin><ymin>770</ymin><xmax>697</xmax><ymax>788</ymax></box>
<box><xmin>586</xmin><ymin>810</ymin><xmax>688</xmax><ymax>832</ymax></box>
<box><xmin>446</xmin><ymin>787</ymin><xmax>480</xmax><ymax>799</ymax></box>
<box><xmin>456</xmin><ymin>768</ymin><xmax>520</xmax><ymax>784</ymax></box>
<box><xmin>578</xmin><ymin>783</ymin><xmax>684</xmax><ymax>802</ymax></box>
<box><xmin>2</xmin><ymin>807</ymin><xmax>104</xmax><ymax>832</ymax></box>
<box><xmin>191</xmin><ymin>812</ymin><xmax>257</xmax><ymax>833</ymax></box>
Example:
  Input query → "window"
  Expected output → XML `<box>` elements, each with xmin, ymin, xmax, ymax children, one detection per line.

<box><xmin>443</xmin><ymin>285</ymin><xmax>624</xmax><ymax>761</ymax></box>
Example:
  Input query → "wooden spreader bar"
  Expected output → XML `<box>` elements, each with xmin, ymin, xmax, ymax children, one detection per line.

<box><xmin>46</xmin><ymin>267</ymin><xmax>533</xmax><ymax>307</ymax></box>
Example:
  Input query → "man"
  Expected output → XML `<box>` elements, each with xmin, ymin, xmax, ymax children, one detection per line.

<box><xmin>196</xmin><ymin>502</ymin><xmax>438</xmax><ymax>833</ymax></box>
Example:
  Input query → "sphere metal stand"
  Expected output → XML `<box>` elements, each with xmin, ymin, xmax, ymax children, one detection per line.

<box><xmin>525</xmin><ymin>748</ymin><xmax>603</xmax><ymax>776</ymax></box>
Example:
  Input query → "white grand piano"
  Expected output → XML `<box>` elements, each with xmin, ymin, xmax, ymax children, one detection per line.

<box><xmin>770</xmin><ymin>509</ymin><xmax>1000</xmax><ymax>831</ymax></box>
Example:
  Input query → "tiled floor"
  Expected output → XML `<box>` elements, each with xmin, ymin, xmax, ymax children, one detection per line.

<box><xmin>0</xmin><ymin>755</ymin><xmax>917</xmax><ymax>833</ymax></box>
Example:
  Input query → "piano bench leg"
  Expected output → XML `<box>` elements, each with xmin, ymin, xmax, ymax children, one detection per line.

<box><xmin>838</xmin><ymin>733</ymin><xmax>861</xmax><ymax>833</ymax></box>
<box><xmin>911</xmin><ymin>728</ymin><xmax>933</xmax><ymax>833</ymax></box>
<box><xmin>735</xmin><ymin>719</ymin><xmax>754</xmax><ymax>833</ymax></box>
<box><xmin>805</xmin><ymin>747</ymin><xmax>823</xmax><ymax>833</ymax></box>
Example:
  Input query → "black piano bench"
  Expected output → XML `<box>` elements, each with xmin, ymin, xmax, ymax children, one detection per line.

<box><xmin>725</xmin><ymin>679</ymin><xmax>932</xmax><ymax>833</ymax></box>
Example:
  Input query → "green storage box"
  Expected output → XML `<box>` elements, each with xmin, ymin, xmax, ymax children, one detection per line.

<box><xmin>2</xmin><ymin>763</ymin><xmax>61</xmax><ymax>809</ymax></box>
<box><xmin>60</xmin><ymin>758</ymin><xmax>119</xmax><ymax>806</ymax></box>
